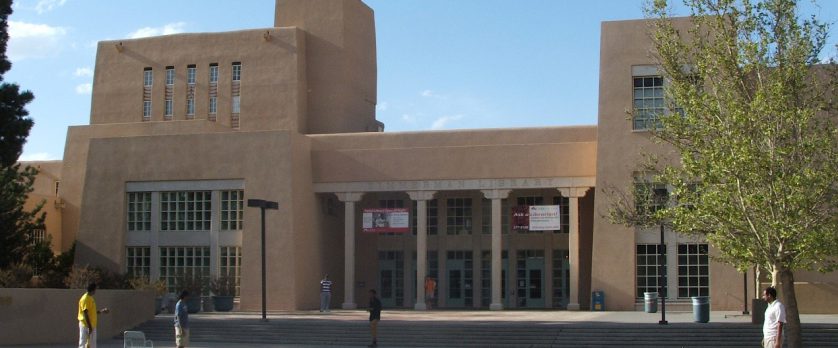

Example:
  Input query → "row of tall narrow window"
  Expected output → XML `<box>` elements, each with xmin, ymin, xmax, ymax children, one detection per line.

<box><xmin>142</xmin><ymin>63</ymin><xmax>241</xmax><ymax>127</ymax></box>
<box><xmin>127</xmin><ymin>190</ymin><xmax>243</xmax><ymax>232</ymax></box>
<box><xmin>126</xmin><ymin>246</ymin><xmax>242</xmax><ymax>296</ymax></box>
<box><xmin>635</xmin><ymin>243</ymin><xmax>709</xmax><ymax>299</ymax></box>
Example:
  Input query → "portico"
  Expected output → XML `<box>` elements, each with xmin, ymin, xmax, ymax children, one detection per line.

<box><xmin>316</xmin><ymin>177</ymin><xmax>594</xmax><ymax>310</ymax></box>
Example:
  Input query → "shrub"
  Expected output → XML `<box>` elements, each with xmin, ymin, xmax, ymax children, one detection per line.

<box><xmin>0</xmin><ymin>263</ymin><xmax>34</xmax><ymax>288</ymax></box>
<box><xmin>174</xmin><ymin>271</ymin><xmax>208</xmax><ymax>296</ymax></box>
<box><xmin>210</xmin><ymin>275</ymin><xmax>237</xmax><ymax>296</ymax></box>
<box><xmin>129</xmin><ymin>276</ymin><xmax>167</xmax><ymax>297</ymax></box>
<box><xmin>64</xmin><ymin>266</ymin><xmax>101</xmax><ymax>289</ymax></box>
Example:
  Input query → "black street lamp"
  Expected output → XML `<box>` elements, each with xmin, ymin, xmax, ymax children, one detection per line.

<box><xmin>658</xmin><ymin>222</ymin><xmax>668</xmax><ymax>325</ymax></box>
<box><xmin>743</xmin><ymin>272</ymin><xmax>750</xmax><ymax>315</ymax></box>
<box><xmin>247</xmin><ymin>198</ymin><xmax>278</xmax><ymax>322</ymax></box>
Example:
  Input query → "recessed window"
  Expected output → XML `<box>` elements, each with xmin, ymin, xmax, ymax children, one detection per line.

<box><xmin>186</xmin><ymin>98</ymin><xmax>195</xmax><ymax>116</ymax></box>
<box><xmin>187</xmin><ymin>65</ymin><xmax>196</xmax><ymax>84</ymax></box>
<box><xmin>221</xmin><ymin>190</ymin><xmax>244</xmax><ymax>230</ymax></box>
<box><xmin>143</xmin><ymin>68</ymin><xmax>153</xmax><ymax>87</ymax></box>
<box><xmin>636</xmin><ymin>244</ymin><xmax>667</xmax><ymax>298</ymax></box>
<box><xmin>219</xmin><ymin>246</ymin><xmax>242</xmax><ymax>296</ymax></box>
<box><xmin>677</xmin><ymin>243</ymin><xmax>709</xmax><ymax>298</ymax></box>
<box><xmin>232</xmin><ymin>96</ymin><xmax>240</xmax><ymax>114</ymax></box>
<box><xmin>127</xmin><ymin>192</ymin><xmax>152</xmax><ymax>231</ymax></box>
<box><xmin>633</xmin><ymin>76</ymin><xmax>664</xmax><ymax>130</ymax></box>
<box><xmin>209</xmin><ymin>97</ymin><xmax>217</xmax><ymax>114</ymax></box>
<box><xmin>411</xmin><ymin>199</ymin><xmax>438</xmax><ymax>235</ymax></box>
<box><xmin>126</xmin><ymin>246</ymin><xmax>150</xmax><ymax>279</ymax></box>
<box><xmin>165</xmin><ymin>67</ymin><xmax>175</xmax><ymax>86</ymax></box>
<box><xmin>209</xmin><ymin>64</ymin><xmax>218</xmax><ymax>83</ymax></box>
<box><xmin>165</xmin><ymin>99</ymin><xmax>173</xmax><ymax>117</ymax></box>
<box><xmin>160</xmin><ymin>191</ymin><xmax>212</xmax><ymax>231</ymax></box>
<box><xmin>143</xmin><ymin>101</ymin><xmax>152</xmax><ymax>118</ymax></box>
<box><xmin>159</xmin><ymin>246</ymin><xmax>210</xmax><ymax>294</ymax></box>
<box><xmin>232</xmin><ymin>62</ymin><xmax>241</xmax><ymax>81</ymax></box>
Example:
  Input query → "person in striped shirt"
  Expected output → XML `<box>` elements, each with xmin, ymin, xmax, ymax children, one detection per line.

<box><xmin>320</xmin><ymin>274</ymin><xmax>333</xmax><ymax>312</ymax></box>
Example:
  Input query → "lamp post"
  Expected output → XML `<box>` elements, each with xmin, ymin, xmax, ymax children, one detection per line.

<box><xmin>742</xmin><ymin>272</ymin><xmax>749</xmax><ymax>315</ymax></box>
<box><xmin>659</xmin><ymin>222</ymin><xmax>668</xmax><ymax>325</ymax></box>
<box><xmin>247</xmin><ymin>198</ymin><xmax>278</xmax><ymax>322</ymax></box>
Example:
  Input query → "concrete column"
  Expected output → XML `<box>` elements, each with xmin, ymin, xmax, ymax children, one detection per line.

<box><xmin>407</xmin><ymin>190</ymin><xmax>436</xmax><ymax>310</ymax></box>
<box><xmin>336</xmin><ymin>192</ymin><xmax>364</xmax><ymax>309</ymax></box>
<box><xmin>559</xmin><ymin>187</ymin><xmax>590</xmax><ymax>311</ymax></box>
<box><xmin>481</xmin><ymin>189</ymin><xmax>511</xmax><ymax>311</ymax></box>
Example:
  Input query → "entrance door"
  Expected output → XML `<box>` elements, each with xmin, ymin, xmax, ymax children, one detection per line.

<box><xmin>516</xmin><ymin>250</ymin><xmax>545</xmax><ymax>308</ymax></box>
<box><xmin>445</xmin><ymin>250</ymin><xmax>473</xmax><ymax>307</ymax></box>
<box><xmin>378</xmin><ymin>251</ymin><xmax>404</xmax><ymax>308</ymax></box>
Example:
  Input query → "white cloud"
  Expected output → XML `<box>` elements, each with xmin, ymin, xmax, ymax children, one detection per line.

<box><xmin>128</xmin><ymin>22</ymin><xmax>187</xmax><ymax>39</ymax></box>
<box><xmin>431</xmin><ymin>114</ymin><xmax>463</xmax><ymax>130</ymax></box>
<box><xmin>421</xmin><ymin>89</ymin><xmax>435</xmax><ymax>97</ymax></box>
<box><xmin>74</xmin><ymin>67</ymin><xmax>93</xmax><ymax>77</ymax></box>
<box><xmin>35</xmin><ymin>0</ymin><xmax>67</xmax><ymax>14</ymax></box>
<box><xmin>19</xmin><ymin>152</ymin><xmax>58</xmax><ymax>161</ymax></box>
<box><xmin>75</xmin><ymin>83</ymin><xmax>92</xmax><ymax>94</ymax></box>
<box><xmin>8</xmin><ymin>20</ymin><xmax>67</xmax><ymax>61</ymax></box>
<box><xmin>376</xmin><ymin>101</ymin><xmax>388</xmax><ymax>111</ymax></box>
<box><xmin>401</xmin><ymin>114</ymin><xmax>415</xmax><ymax>123</ymax></box>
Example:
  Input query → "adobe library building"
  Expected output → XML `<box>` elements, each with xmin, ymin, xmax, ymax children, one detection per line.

<box><xmin>25</xmin><ymin>0</ymin><xmax>837</xmax><ymax>313</ymax></box>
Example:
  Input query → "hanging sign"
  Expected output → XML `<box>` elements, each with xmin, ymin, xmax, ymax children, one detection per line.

<box><xmin>511</xmin><ymin>206</ymin><xmax>529</xmax><ymax>230</ymax></box>
<box><xmin>528</xmin><ymin>205</ymin><xmax>561</xmax><ymax>231</ymax></box>
<box><xmin>362</xmin><ymin>208</ymin><xmax>409</xmax><ymax>233</ymax></box>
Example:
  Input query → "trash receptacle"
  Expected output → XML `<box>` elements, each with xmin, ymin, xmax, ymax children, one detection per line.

<box><xmin>591</xmin><ymin>290</ymin><xmax>605</xmax><ymax>311</ymax></box>
<box><xmin>692</xmin><ymin>296</ymin><xmax>710</xmax><ymax>323</ymax></box>
<box><xmin>644</xmin><ymin>292</ymin><xmax>658</xmax><ymax>313</ymax></box>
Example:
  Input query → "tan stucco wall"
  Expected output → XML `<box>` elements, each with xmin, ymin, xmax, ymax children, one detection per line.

<box><xmin>0</xmin><ymin>288</ymin><xmax>154</xmax><ymax>345</ymax></box>
<box><xmin>275</xmin><ymin>0</ymin><xmax>378</xmax><ymax>134</ymax></box>
<box><xmin>20</xmin><ymin>161</ymin><xmax>64</xmax><ymax>253</ymax></box>
<box><xmin>91</xmin><ymin>28</ymin><xmax>307</xmax><ymax>133</ymax></box>
<box><xmin>311</xmin><ymin>126</ymin><xmax>598</xmax><ymax>183</ymax></box>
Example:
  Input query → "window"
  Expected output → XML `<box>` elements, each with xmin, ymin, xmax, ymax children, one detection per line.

<box><xmin>446</xmin><ymin>198</ymin><xmax>472</xmax><ymax>235</ymax></box>
<box><xmin>165</xmin><ymin>99</ymin><xmax>173</xmax><ymax>117</ymax></box>
<box><xmin>160</xmin><ymin>191</ymin><xmax>212</xmax><ymax>231</ymax></box>
<box><xmin>411</xmin><ymin>199</ymin><xmax>438</xmax><ymax>235</ymax></box>
<box><xmin>232</xmin><ymin>62</ymin><xmax>241</xmax><ymax>81</ymax></box>
<box><xmin>221</xmin><ymin>190</ymin><xmax>244</xmax><ymax>230</ymax></box>
<box><xmin>165</xmin><ymin>67</ymin><xmax>175</xmax><ymax>85</ymax></box>
<box><xmin>636</xmin><ymin>244</ymin><xmax>667</xmax><ymax>298</ymax></box>
<box><xmin>378</xmin><ymin>251</ymin><xmax>404</xmax><ymax>306</ymax></box>
<box><xmin>143</xmin><ymin>101</ymin><xmax>152</xmax><ymax>118</ymax></box>
<box><xmin>31</xmin><ymin>228</ymin><xmax>46</xmax><ymax>244</ymax></box>
<box><xmin>186</xmin><ymin>98</ymin><xmax>195</xmax><ymax>116</ymax></box>
<box><xmin>677</xmin><ymin>243</ymin><xmax>709</xmax><ymax>298</ymax></box>
<box><xmin>127</xmin><ymin>192</ymin><xmax>152</xmax><ymax>231</ymax></box>
<box><xmin>143</xmin><ymin>68</ymin><xmax>153</xmax><ymax>87</ymax></box>
<box><xmin>552</xmin><ymin>249</ymin><xmax>569</xmax><ymax>308</ymax></box>
<box><xmin>209</xmin><ymin>64</ymin><xmax>218</xmax><ymax>83</ymax></box>
<box><xmin>633</xmin><ymin>76</ymin><xmax>664</xmax><ymax>130</ymax></box>
<box><xmin>159</xmin><ymin>246</ymin><xmax>210</xmax><ymax>294</ymax></box>
<box><xmin>187</xmin><ymin>65</ymin><xmax>196</xmax><ymax>84</ymax></box>
<box><xmin>232</xmin><ymin>96</ymin><xmax>241</xmax><ymax>114</ymax></box>
<box><xmin>126</xmin><ymin>247</ymin><xmax>151</xmax><ymax>278</ymax></box>
<box><xmin>634</xmin><ymin>182</ymin><xmax>668</xmax><ymax>215</ymax></box>
<box><xmin>209</xmin><ymin>97</ymin><xmax>217</xmax><ymax>114</ymax></box>
<box><xmin>553</xmin><ymin>196</ymin><xmax>570</xmax><ymax>233</ymax></box>
<box><xmin>219</xmin><ymin>246</ymin><xmax>242</xmax><ymax>296</ymax></box>
<box><xmin>54</xmin><ymin>181</ymin><xmax>60</xmax><ymax>196</ymax></box>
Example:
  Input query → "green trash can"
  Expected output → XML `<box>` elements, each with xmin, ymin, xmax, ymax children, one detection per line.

<box><xmin>644</xmin><ymin>292</ymin><xmax>658</xmax><ymax>313</ymax></box>
<box><xmin>692</xmin><ymin>296</ymin><xmax>709</xmax><ymax>323</ymax></box>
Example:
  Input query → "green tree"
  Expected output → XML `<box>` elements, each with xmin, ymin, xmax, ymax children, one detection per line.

<box><xmin>0</xmin><ymin>0</ymin><xmax>42</xmax><ymax>269</ymax></box>
<box><xmin>625</xmin><ymin>0</ymin><xmax>838</xmax><ymax>346</ymax></box>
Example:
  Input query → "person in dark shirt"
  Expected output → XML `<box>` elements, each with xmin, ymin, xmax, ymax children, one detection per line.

<box><xmin>368</xmin><ymin>289</ymin><xmax>382</xmax><ymax>347</ymax></box>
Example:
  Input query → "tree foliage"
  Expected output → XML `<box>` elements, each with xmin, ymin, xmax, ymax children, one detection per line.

<box><xmin>635</xmin><ymin>0</ymin><xmax>837</xmax><ymax>346</ymax></box>
<box><xmin>0</xmin><ymin>0</ymin><xmax>41</xmax><ymax>269</ymax></box>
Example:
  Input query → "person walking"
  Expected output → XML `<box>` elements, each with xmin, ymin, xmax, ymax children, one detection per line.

<box><xmin>762</xmin><ymin>286</ymin><xmax>786</xmax><ymax>348</ymax></box>
<box><xmin>424</xmin><ymin>276</ymin><xmax>436</xmax><ymax>309</ymax></box>
<box><xmin>368</xmin><ymin>289</ymin><xmax>382</xmax><ymax>348</ymax></box>
<box><xmin>320</xmin><ymin>274</ymin><xmax>333</xmax><ymax>312</ymax></box>
<box><xmin>174</xmin><ymin>290</ymin><xmax>190</xmax><ymax>348</ymax></box>
<box><xmin>78</xmin><ymin>282</ymin><xmax>109</xmax><ymax>348</ymax></box>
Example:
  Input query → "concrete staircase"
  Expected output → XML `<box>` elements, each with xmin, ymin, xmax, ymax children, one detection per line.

<box><xmin>128</xmin><ymin>315</ymin><xmax>838</xmax><ymax>347</ymax></box>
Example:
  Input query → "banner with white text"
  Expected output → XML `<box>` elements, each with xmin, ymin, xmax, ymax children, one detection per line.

<box><xmin>362</xmin><ymin>208</ymin><xmax>410</xmax><ymax>233</ymax></box>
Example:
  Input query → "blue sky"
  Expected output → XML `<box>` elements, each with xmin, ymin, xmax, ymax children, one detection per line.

<box><xmin>8</xmin><ymin>0</ymin><xmax>837</xmax><ymax>161</ymax></box>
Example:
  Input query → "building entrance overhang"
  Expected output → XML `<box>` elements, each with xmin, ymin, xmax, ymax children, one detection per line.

<box><xmin>313</xmin><ymin>177</ymin><xmax>595</xmax><ymax>194</ymax></box>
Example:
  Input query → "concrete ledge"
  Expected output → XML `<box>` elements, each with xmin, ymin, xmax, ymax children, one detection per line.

<box><xmin>0</xmin><ymin>288</ymin><xmax>155</xmax><ymax>345</ymax></box>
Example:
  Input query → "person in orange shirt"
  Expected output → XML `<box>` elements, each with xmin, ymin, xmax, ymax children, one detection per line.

<box><xmin>424</xmin><ymin>276</ymin><xmax>436</xmax><ymax>309</ymax></box>
<box><xmin>78</xmin><ymin>282</ymin><xmax>109</xmax><ymax>348</ymax></box>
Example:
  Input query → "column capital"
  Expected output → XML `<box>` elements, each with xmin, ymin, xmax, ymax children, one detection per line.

<box><xmin>481</xmin><ymin>189</ymin><xmax>511</xmax><ymax>200</ymax></box>
<box><xmin>558</xmin><ymin>187</ymin><xmax>590</xmax><ymax>198</ymax></box>
<box><xmin>407</xmin><ymin>190</ymin><xmax>436</xmax><ymax>201</ymax></box>
<box><xmin>335</xmin><ymin>192</ymin><xmax>364</xmax><ymax>202</ymax></box>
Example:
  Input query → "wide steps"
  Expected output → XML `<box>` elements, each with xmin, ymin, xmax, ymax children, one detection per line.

<box><xmin>128</xmin><ymin>316</ymin><xmax>838</xmax><ymax>347</ymax></box>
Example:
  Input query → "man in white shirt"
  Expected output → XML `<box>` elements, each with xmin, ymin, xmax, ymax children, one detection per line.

<box><xmin>762</xmin><ymin>286</ymin><xmax>786</xmax><ymax>348</ymax></box>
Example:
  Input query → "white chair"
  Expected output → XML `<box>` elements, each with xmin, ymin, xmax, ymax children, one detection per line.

<box><xmin>123</xmin><ymin>330</ymin><xmax>153</xmax><ymax>348</ymax></box>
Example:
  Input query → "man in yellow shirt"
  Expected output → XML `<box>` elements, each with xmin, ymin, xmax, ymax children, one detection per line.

<box><xmin>78</xmin><ymin>282</ymin><xmax>109</xmax><ymax>348</ymax></box>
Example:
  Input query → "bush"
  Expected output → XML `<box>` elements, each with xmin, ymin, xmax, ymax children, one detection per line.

<box><xmin>0</xmin><ymin>263</ymin><xmax>34</xmax><ymax>288</ymax></box>
<box><xmin>129</xmin><ymin>276</ymin><xmax>167</xmax><ymax>297</ymax></box>
<box><xmin>210</xmin><ymin>275</ymin><xmax>237</xmax><ymax>296</ymax></box>
<box><xmin>64</xmin><ymin>266</ymin><xmax>101</xmax><ymax>289</ymax></box>
<box><xmin>174</xmin><ymin>271</ymin><xmax>208</xmax><ymax>296</ymax></box>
